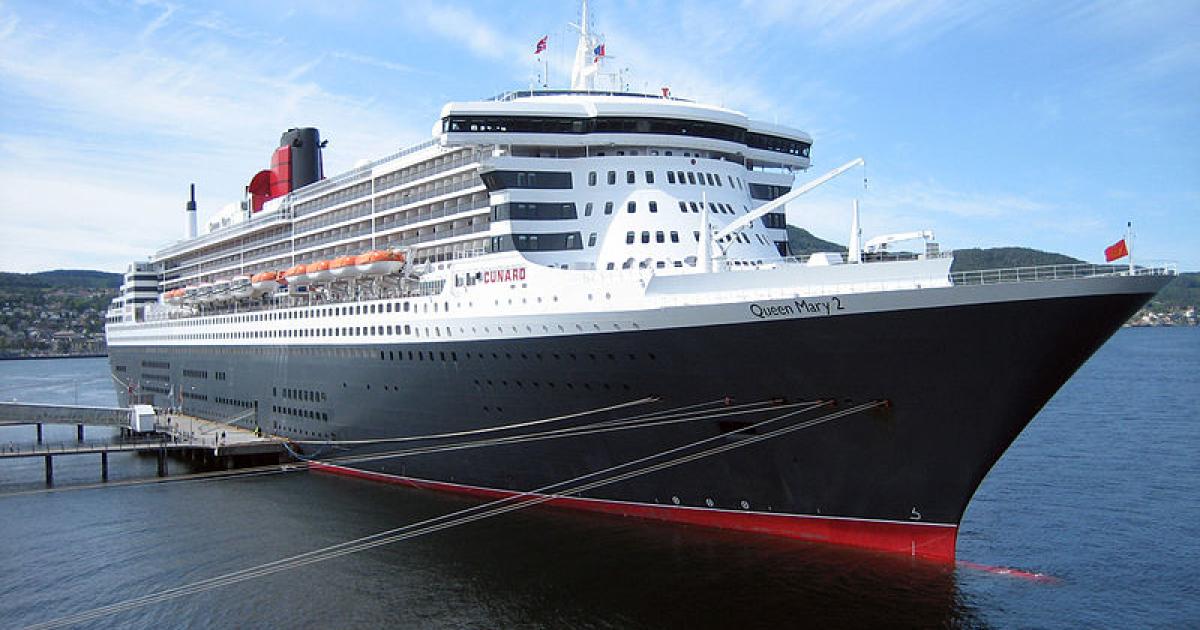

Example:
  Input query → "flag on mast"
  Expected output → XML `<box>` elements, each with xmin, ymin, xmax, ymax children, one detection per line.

<box><xmin>593</xmin><ymin>43</ymin><xmax>605</xmax><ymax>63</ymax></box>
<box><xmin>534</xmin><ymin>35</ymin><xmax>548</xmax><ymax>55</ymax></box>
<box><xmin>1105</xmin><ymin>238</ymin><xmax>1129</xmax><ymax>262</ymax></box>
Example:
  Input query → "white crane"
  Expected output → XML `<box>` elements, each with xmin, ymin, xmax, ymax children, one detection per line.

<box><xmin>713</xmin><ymin>157</ymin><xmax>865</xmax><ymax>244</ymax></box>
<box><xmin>862</xmin><ymin>230</ymin><xmax>936</xmax><ymax>254</ymax></box>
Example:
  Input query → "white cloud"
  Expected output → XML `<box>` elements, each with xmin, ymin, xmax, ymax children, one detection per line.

<box><xmin>0</xmin><ymin>3</ymin><xmax>433</xmax><ymax>272</ymax></box>
<box><xmin>137</xmin><ymin>1</ymin><xmax>176</xmax><ymax>43</ymax></box>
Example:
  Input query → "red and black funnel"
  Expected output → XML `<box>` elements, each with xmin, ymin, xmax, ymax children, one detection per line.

<box><xmin>248</xmin><ymin>127</ymin><xmax>324</xmax><ymax>212</ymax></box>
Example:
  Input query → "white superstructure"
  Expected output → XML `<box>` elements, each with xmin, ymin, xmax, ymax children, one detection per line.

<box><xmin>106</xmin><ymin>5</ymin><xmax>952</xmax><ymax>347</ymax></box>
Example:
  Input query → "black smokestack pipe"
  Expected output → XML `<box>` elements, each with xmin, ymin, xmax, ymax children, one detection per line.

<box><xmin>279</xmin><ymin>128</ymin><xmax>324</xmax><ymax>190</ymax></box>
<box><xmin>185</xmin><ymin>183</ymin><xmax>197</xmax><ymax>239</ymax></box>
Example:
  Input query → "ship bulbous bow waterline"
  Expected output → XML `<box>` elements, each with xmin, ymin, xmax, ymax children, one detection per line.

<box><xmin>108</xmin><ymin>271</ymin><xmax>1168</xmax><ymax>562</ymax></box>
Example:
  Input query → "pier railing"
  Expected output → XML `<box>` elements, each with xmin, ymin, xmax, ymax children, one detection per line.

<box><xmin>950</xmin><ymin>262</ymin><xmax>1176</xmax><ymax>286</ymax></box>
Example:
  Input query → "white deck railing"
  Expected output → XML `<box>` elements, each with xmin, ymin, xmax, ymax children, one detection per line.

<box><xmin>949</xmin><ymin>262</ymin><xmax>1176</xmax><ymax>286</ymax></box>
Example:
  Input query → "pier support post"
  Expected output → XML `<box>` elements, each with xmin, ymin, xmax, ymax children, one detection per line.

<box><xmin>44</xmin><ymin>455</ymin><xmax>53</xmax><ymax>485</ymax></box>
<box><xmin>77</xmin><ymin>424</ymin><xmax>84</xmax><ymax>442</ymax></box>
<box><xmin>36</xmin><ymin>423</ymin><xmax>43</xmax><ymax>444</ymax></box>
<box><xmin>156</xmin><ymin>448</ymin><xmax>167</xmax><ymax>477</ymax></box>
<box><xmin>101</xmin><ymin>451</ymin><xmax>109</xmax><ymax>481</ymax></box>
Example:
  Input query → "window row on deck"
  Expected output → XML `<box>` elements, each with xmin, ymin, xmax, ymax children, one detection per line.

<box><xmin>442</xmin><ymin>115</ymin><xmax>811</xmax><ymax>158</ymax></box>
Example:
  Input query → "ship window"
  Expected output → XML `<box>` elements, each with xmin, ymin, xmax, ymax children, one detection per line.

<box><xmin>626</xmin><ymin>231</ymin><xmax>635</xmax><ymax>244</ymax></box>
<box><xmin>693</xmin><ymin>230</ymin><xmax>700</xmax><ymax>241</ymax></box>
<box><xmin>656</xmin><ymin>231</ymin><xmax>665</xmax><ymax>243</ymax></box>
<box><xmin>670</xmin><ymin>231</ymin><xmax>679</xmax><ymax>243</ymax></box>
<box><xmin>607</xmin><ymin>171</ymin><xmax>616</xmax><ymax>185</ymax></box>
<box><xmin>706</xmin><ymin>173</ymin><xmax>716</xmax><ymax>186</ymax></box>
<box><xmin>667</xmin><ymin>171</ymin><xmax>676</xmax><ymax>184</ymax></box>
<box><xmin>676</xmin><ymin>171</ymin><xmax>685</xmax><ymax>183</ymax></box>
<box><xmin>645</xmin><ymin>171</ymin><xmax>655</xmax><ymax>184</ymax></box>
<box><xmin>627</xmin><ymin>171</ymin><xmax>635</xmax><ymax>184</ymax></box>
<box><xmin>689</xmin><ymin>202</ymin><xmax>699</xmax><ymax>213</ymax></box>
<box><xmin>606</xmin><ymin>262</ymin><xmax>615</xmax><ymax>270</ymax></box>
<box><xmin>648</xmin><ymin>201</ymin><xmax>658</xmax><ymax>213</ymax></box>
<box><xmin>641</xmin><ymin>231</ymin><xmax>650</xmax><ymax>244</ymax></box>
<box><xmin>588</xmin><ymin>232</ymin><xmax>597</xmax><ymax>247</ymax></box>
<box><xmin>686</xmin><ymin>172</ymin><xmax>696</xmax><ymax>185</ymax></box>
<box><xmin>696</xmin><ymin>172</ymin><xmax>707</xmax><ymax>186</ymax></box>
<box><xmin>678</xmin><ymin>201</ymin><xmax>687</xmax><ymax>213</ymax></box>
<box><xmin>584</xmin><ymin>202</ymin><xmax>593</xmax><ymax>217</ymax></box>
<box><xmin>627</xmin><ymin>201</ymin><xmax>636</xmax><ymax>213</ymax></box>
<box><xmin>588</xmin><ymin>171</ymin><xmax>597</xmax><ymax>186</ymax></box>
<box><xmin>604</xmin><ymin>201</ymin><xmax>613</xmax><ymax>215</ymax></box>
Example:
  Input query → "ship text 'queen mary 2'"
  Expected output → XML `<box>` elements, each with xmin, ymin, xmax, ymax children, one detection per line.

<box><xmin>105</xmin><ymin>3</ymin><xmax>1173</xmax><ymax>562</ymax></box>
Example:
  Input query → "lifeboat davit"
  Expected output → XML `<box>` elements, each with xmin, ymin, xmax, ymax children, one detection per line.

<box><xmin>163</xmin><ymin>288</ymin><xmax>183</xmax><ymax>306</ymax></box>
<box><xmin>229</xmin><ymin>275</ymin><xmax>254</xmax><ymax>300</ymax></box>
<box><xmin>251</xmin><ymin>271</ymin><xmax>280</xmax><ymax>295</ymax></box>
<box><xmin>194</xmin><ymin>282</ymin><xmax>215</xmax><ymax>304</ymax></box>
<box><xmin>329</xmin><ymin>255</ymin><xmax>361</xmax><ymax>279</ymax></box>
<box><xmin>355</xmin><ymin>250</ymin><xmax>406</xmax><ymax>276</ymax></box>
<box><xmin>283</xmin><ymin>264</ymin><xmax>311</xmax><ymax>286</ymax></box>
<box><xmin>183</xmin><ymin>285</ymin><xmax>200</xmax><ymax>304</ymax></box>
<box><xmin>304</xmin><ymin>259</ymin><xmax>333</xmax><ymax>283</ymax></box>
<box><xmin>210</xmin><ymin>279</ymin><xmax>233</xmax><ymax>303</ymax></box>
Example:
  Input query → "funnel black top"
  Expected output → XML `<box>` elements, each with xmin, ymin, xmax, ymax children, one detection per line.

<box><xmin>280</xmin><ymin>128</ymin><xmax>324</xmax><ymax>190</ymax></box>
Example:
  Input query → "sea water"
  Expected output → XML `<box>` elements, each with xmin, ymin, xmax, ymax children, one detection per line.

<box><xmin>0</xmin><ymin>328</ymin><xmax>1197</xmax><ymax>628</ymax></box>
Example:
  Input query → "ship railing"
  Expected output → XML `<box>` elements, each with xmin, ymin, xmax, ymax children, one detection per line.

<box><xmin>487</xmin><ymin>89</ymin><xmax>691</xmax><ymax>103</ymax></box>
<box><xmin>778</xmin><ymin>251</ymin><xmax>954</xmax><ymax>265</ymax></box>
<box><xmin>374</xmin><ymin>180</ymin><xmax>485</xmax><ymax>214</ymax></box>
<box><xmin>155</xmin><ymin>208</ymin><xmax>292</xmax><ymax>259</ymax></box>
<box><xmin>290</xmin><ymin>139</ymin><xmax>441</xmax><ymax>202</ymax></box>
<box><xmin>950</xmin><ymin>262</ymin><xmax>1176</xmax><ymax>286</ymax></box>
<box><xmin>373</xmin><ymin>152</ymin><xmax>483</xmax><ymax>196</ymax></box>
<box><xmin>378</xmin><ymin>222</ymin><xmax>490</xmax><ymax>249</ymax></box>
<box><xmin>375</xmin><ymin>202</ymin><xmax>490</xmax><ymax>232</ymax></box>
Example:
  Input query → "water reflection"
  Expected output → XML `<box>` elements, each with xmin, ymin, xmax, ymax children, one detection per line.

<box><xmin>335</xmin><ymin>482</ymin><xmax>986</xmax><ymax>629</ymax></box>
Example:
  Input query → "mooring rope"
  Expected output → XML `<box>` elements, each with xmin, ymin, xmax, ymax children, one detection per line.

<box><xmin>320</xmin><ymin>398</ymin><xmax>822</xmax><ymax>467</ymax></box>
<box><xmin>28</xmin><ymin>400</ymin><xmax>883</xmax><ymax>629</ymax></box>
<box><xmin>0</xmin><ymin>397</ymin><xmax>781</xmax><ymax>500</ymax></box>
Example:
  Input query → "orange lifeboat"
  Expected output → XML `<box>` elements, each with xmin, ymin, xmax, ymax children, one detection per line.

<box><xmin>304</xmin><ymin>259</ymin><xmax>333</xmax><ymax>283</ymax></box>
<box><xmin>329</xmin><ymin>255</ymin><xmax>361</xmax><ymax>279</ymax></box>
<box><xmin>283</xmin><ymin>263</ymin><xmax>311</xmax><ymax>286</ymax></box>
<box><xmin>355</xmin><ymin>250</ymin><xmax>406</xmax><ymax>276</ymax></box>
<box><xmin>250</xmin><ymin>271</ymin><xmax>281</xmax><ymax>294</ymax></box>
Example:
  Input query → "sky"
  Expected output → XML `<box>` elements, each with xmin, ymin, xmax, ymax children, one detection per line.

<box><xmin>0</xmin><ymin>0</ymin><xmax>1197</xmax><ymax>273</ymax></box>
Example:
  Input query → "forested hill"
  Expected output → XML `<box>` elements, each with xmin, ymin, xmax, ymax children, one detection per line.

<box><xmin>786</xmin><ymin>227</ymin><xmax>1083</xmax><ymax>272</ymax></box>
<box><xmin>0</xmin><ymin>270</ymin><xmax>122</xmax><ymax>290</ymax></box>
<box><xmin>786</xmin><ymin>227</ymin><xmax>846</xmax><ymax>255</ymax></box>
<box><xmin>947</xmin><ymin>247</ymin><xmax>1082</xmax><ymax>272</ymax></box>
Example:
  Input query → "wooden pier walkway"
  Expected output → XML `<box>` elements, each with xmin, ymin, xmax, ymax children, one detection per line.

<box><xmin>0</xmin><ymin>403</ymin><xmax>291</xmax><ymax>484</ymax></box>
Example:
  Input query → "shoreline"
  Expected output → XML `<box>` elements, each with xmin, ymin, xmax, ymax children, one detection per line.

<box><xmin>0</xmin><ymin>353</ymin><xmax>108</xmax><ymax>361</ymax></box>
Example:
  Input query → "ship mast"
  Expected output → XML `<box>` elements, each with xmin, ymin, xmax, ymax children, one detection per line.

<box><xmin>570</xmin><ymin>0</ymin><xmax>598</xmax><ymax>90</ymax></box>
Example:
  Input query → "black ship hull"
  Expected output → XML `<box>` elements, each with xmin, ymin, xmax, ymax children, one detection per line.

<box><xmin>108</xmin><ymin>277</ymin><xmax>1164</xmax><ymax>561</ymax></box>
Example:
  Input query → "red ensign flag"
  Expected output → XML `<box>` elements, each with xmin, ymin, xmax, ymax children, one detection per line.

<box><xmin>1105</xmin><ymin>239</ymin><xmax>1129</xmax><ymax>262</ymax></box>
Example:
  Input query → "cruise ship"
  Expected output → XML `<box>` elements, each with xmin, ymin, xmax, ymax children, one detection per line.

<box><xmin>104</xmin><ymin>5</ymin><xmax>1173</xmax><ymax>562</ymax></box>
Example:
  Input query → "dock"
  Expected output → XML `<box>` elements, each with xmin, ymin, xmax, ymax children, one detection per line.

<box><xmin>0</xmin><ymin>402</ymin><xmax>292</xmax><ymax>484</ymax></box>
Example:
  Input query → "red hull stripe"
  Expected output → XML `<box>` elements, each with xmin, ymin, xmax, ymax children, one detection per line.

<box><xmin>309</xmin><ymin>462</ymin><xmax>959</xmax><ymax>562</ymax></box>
